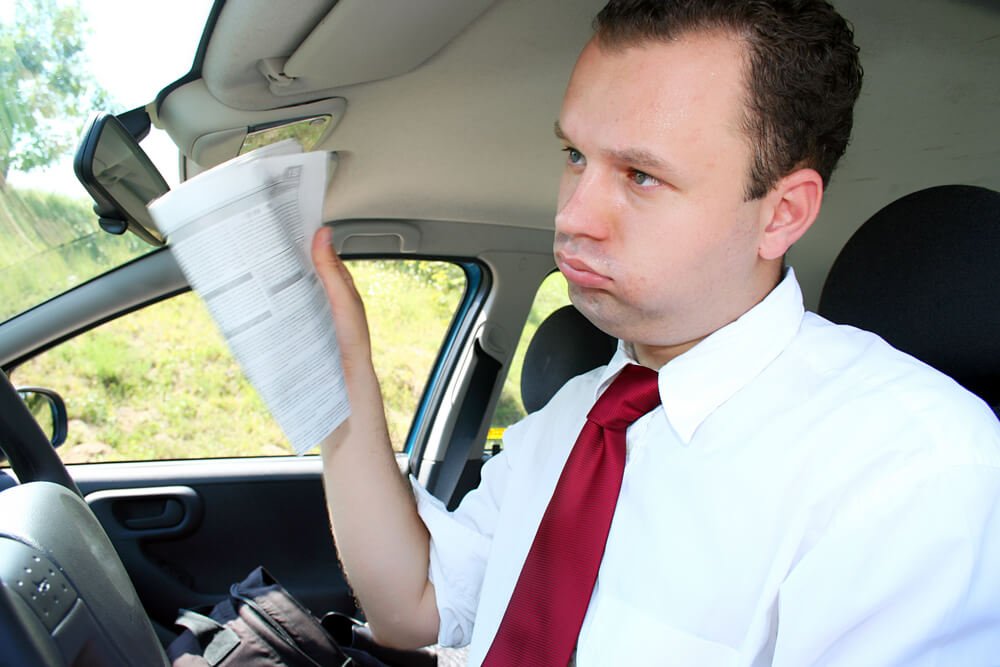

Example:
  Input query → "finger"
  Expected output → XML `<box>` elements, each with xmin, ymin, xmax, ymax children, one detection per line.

<box><xmin>311</xmin><ymin>226</ymin><xmax>372</xmax><ymax>357</ymax></box>
<box><xmin>312</xmin><ymin>227</ymin><xmax>357</xmax><ymax>298</ymax></box>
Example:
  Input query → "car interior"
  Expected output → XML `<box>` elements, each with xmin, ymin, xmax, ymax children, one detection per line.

<box><xmin>1</xmin><ymin>0</ymin><xmax>998</xmax><ymax>664</ymax></box>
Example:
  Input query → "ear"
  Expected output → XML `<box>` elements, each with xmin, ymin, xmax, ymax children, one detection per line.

<box><xmin>758</xmin><ymin>168</ymin><xmax>824</xmax><ymax>261</ymax></box>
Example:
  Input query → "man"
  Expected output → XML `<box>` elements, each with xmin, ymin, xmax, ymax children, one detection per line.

<box><xmin>312</xmin><ymin>1</ymin><xmax>1000</xmax><ymax>664</ymax></box>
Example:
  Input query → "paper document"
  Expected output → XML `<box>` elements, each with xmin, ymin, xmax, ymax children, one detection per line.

<box><xmin>148</xmin><ymin>141</ymin><xmax>349</xmax><ymax>455</ymax></box>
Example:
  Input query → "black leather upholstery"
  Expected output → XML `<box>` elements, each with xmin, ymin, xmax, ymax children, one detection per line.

<box><xmin>818</xmin><ymin>184</ymin><xmax>1000</xmax><ymax>409</ymax></box>
<box><xmin>520</xmin><ymin>305</ymin><xmax>618</xmax><ymax>413</ymax></box>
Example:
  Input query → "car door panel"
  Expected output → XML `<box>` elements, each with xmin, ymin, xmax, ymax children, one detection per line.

<box><xmin>70</xmin><ymin>457</ymin><xmax>360</xmax><ymax>633</ymax></box>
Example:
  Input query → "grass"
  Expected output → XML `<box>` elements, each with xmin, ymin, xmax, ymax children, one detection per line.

<box><xmin>0</xmin><ymin>187</ymin><xmax>150</xmax><ymax>321</ymax></box>
<box><xmin>14</xmin><ymin>292</ymin><xmax>285</xmax><ymax>461</ymax></box>
<box><xmin>11</xmin><ymin>263</ymin><xmax>466</xmax><ymax>462</ymax></box>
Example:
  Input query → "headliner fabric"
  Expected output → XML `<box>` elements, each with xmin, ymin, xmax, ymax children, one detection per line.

<box><xmin>818</xmin><ymin>184</ymin><xmax>1000</xmax><ymax>406</ymax></box>
<box><xmin>521</xmin><ymin>306</ymin><xmax>617</xmax><ymax>414</ymax></box>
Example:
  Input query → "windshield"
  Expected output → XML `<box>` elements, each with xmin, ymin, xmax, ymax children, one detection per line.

<box><xmin>0</xmin><ymin>0</ymin><xmax>213</xmax><ymax>323</ymax></box>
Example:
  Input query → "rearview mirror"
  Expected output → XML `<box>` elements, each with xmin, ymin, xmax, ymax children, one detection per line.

<box><xmin>74</xmin><ymin>112</ymin><xmax>169</xmax><ymax>246</ymax></box>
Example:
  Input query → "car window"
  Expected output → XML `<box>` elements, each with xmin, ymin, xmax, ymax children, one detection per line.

<box><xmin>0</xmin><ymin>0</ymin><xmax>213</xmax><ymax>324</ymax></box>
<box><xmin>9</xmin><ymin>259</ymin><xmax>467</xmax><ymax>463</ymax></box>
<box><xmin>0</xmin><ymin>187</ymin><xmax>153</xmax><ymax>323</ymax></box>
<box><xmin>486</xmin><ymin>271</ymin><xmax>571</xmax><ymax>454</ymax></box>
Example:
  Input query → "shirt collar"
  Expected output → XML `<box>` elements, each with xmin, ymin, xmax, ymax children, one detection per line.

<box><xmin>593</xmin><ymin>268</ymin><xmax>806</xmax><ymax>444</ymax></box>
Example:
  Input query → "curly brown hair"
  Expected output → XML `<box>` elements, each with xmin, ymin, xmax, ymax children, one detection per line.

<box><xmin>594</xmin><ymin>0</ymin><xmax>863</xmax><ymax>200</ymax></box>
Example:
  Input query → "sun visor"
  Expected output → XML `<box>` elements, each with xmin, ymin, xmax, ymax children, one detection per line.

<box><xmin>200</xmin><ymin>0</ymin><xmax>497</xmax><ymax>110</ymax></box>
<box><xmin>262</xmin><ymin>0</ymin><xmax>497</xmax><ymax>96</ymax></box>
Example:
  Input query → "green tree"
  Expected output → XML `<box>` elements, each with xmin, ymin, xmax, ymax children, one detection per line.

<box><xmin>0</xmin><ymin>0</ymin><xmax>111</xmax><ymax>187</ymax></box>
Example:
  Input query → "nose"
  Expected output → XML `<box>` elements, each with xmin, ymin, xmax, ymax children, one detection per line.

<box><xmin>555</xmin><ymin>168</ymin><xmax>611</xmax><ymax>241</ymax></box>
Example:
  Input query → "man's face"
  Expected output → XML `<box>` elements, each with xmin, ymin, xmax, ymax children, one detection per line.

<box><xmin>554</xmin><ymin>32</ymin><xmax>779</xmax><ymax>364</ymax></box>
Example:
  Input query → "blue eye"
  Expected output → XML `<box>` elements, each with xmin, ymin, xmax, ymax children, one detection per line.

<box><xmin>563</xmin><ymin>147</ymin><xmax>584</xmax><ymax>166</ymax></box>
<box><xmin>630</xmin><ymin>170</ymin><xmax>661</xmax><ymax>187</ymax></box>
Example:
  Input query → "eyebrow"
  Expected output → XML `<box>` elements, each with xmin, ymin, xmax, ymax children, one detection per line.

<box><xmin>606</xmin><ymin>147</ymin><xmax>673</xmax><ymax>174</ymax></box>
<box><xmin>554</xmin><ymin>121</ymin><xmax>677</xmax><ymax>176</ymax></box>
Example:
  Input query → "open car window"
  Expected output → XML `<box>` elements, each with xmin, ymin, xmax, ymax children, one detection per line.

<box><xmin>8</xmin><ymin>258</ymin><xmax>467</xmax><ymax>462</ymax></box>
<box><xmin>486</xmin><ymin>271</ymin><xmax>571</xmax><ymax>454</ymax></box>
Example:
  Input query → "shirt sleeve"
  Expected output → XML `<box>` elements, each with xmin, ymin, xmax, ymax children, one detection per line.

<box><xmin>771</xmin><ymin>460</ymin><xmax>1000</xmax><ymax>666</ymax></box>
<box><xmin>409</xmin><ymin>445</ymin><xmax>514</xmax><ymax>648</ymax></box>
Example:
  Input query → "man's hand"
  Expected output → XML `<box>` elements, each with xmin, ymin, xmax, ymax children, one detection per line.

<box><xmin>310</xmin><ymin>227</ymin><xmax>440</xmax><ymax>649</ymax></box>
<box><xmin>311</xmin><ymin>226</ymin><xmax>373</xmax><ymax>377</ymax></box>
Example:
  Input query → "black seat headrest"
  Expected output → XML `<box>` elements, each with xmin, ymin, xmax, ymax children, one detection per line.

<box><xmin>520</xmin><ymin>305</ymin><xmax>617</xmax><ymax>413</ymax></box>
<box><xmin>818</xmin><ymin>184</ymin><xmax>1000</xmax><ymax>406</ymax></box>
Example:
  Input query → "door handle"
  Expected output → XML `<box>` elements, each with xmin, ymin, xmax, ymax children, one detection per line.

<box><xmin>86</xmin><ymin>486</ymin><xmax>203</xmax><ymax>539</ymax></box>
<box><xmin>121</xmin><ymin>497</ymin><xmax>185</xmax><ymax>530</ymax></box>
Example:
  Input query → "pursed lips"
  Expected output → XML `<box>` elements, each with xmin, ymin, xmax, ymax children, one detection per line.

<box><xmin>554</xmin><ymin>248</ymin><xmax>612</xmax><ymax>289</ymax></box>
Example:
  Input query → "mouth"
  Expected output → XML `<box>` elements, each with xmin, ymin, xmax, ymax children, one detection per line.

<box><xmin>554</xmin><ymin>250</ymin><xmax>612</xmax><ymax>289</ymax></box>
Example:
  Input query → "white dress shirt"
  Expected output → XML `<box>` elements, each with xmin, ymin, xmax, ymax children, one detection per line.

<box><xmin>411</xmin><ymin>269</ymin><xmax>1000</xmax><ymax>666</ymax></box>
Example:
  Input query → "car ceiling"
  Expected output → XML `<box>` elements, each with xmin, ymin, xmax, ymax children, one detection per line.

<box><xmin>155</xmin><ymin>0</ymin><xmax>1000</xmax><ymax>308</ymax></box>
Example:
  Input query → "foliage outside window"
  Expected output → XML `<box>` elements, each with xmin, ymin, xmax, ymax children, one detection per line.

<box><xmin>0</xmin><ymin>0</ymin><xmax>112</xmax><ymax>185</ymax></box>
<box><xmin>0</xmin><ymin>0</ymin><xmax>153</xmax><ymax>322</ymax></box>
<box><xmin>0</xmin><ymin>187</ymin><xmax>150</xmax><ymax>322</ymax></box>
<box><xmin>486</xmin><ymin>272</ymin><xmax>571</xmax><ymax>452</ymax></box>
<box><xmin>10</xmin><ymin>260</ymin><xmax>466</xmax><ymax>463</ymax></box>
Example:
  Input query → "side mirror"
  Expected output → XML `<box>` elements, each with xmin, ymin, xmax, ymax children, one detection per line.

<box><xmin>74</xmin><ymin>111</ymin><xmax>169</xmax><ymax>246</ymax></box>
<box><xmin>17</xmin><ymin>387</ymin><xmax>68</xmax><ymax>450</ymax></box>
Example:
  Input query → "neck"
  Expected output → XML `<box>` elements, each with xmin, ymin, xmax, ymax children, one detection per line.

<box><xmin>630</xmin><ymin>262</ymin><xmax>785</xmax><ymax>369</ymax></box>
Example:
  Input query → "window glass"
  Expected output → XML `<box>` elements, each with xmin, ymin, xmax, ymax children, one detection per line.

<box><xmin>9</xmin><ymin>259</ymin><xmax>466</xmax><ymax>463</ymax></box>
<box><xmin>0</xmin><ymin>187</ymin><xmax>151</xmax><ymax>323</ymax></box>
<box><xmin>0</xmin><ymin>0</ymin><xmax>213</xmax><ymax>324</ymax></box>
<box><xmin>486</xmin><ymin>272</ymin><xmax>571</xmax><ymax>453</ymax></box>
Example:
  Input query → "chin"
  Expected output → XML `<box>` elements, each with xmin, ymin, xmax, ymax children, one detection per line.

<box><xmin>568</xmin><ymin>290</ymin><xmax>625</xmax><ymax>339</ymax></box>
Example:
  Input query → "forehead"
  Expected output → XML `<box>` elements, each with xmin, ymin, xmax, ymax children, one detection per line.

<box><xmin>559</xmin><ymin>31</ymin><xmax>749</xmax><ymax>156</ymax></box>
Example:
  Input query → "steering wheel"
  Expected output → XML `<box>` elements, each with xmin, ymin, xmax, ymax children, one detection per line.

<box><xmin>0</xmin><ymin>369</ymin><xmax>169</xmax><ymax>665</ymax></box>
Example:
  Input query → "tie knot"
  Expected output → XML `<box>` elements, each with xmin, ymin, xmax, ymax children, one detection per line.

<box><xmin>587</xmin><ymin>364</ymin><xmax>661</xmax><ymax>430</ymax></box>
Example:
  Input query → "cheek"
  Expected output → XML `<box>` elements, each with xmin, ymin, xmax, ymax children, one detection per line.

<box><xmin>615</xmin><ymin>232</ymin><xmax>676</xmax><ymax>299</ymax></box>
<box><xmin>723</xmin><ymin>204</ymin><xmax>766</xmax><ymax>260</ymax></box>
<box><xmin>630</xmin><ymin>269</ymin><xmax>657</xmax><ymax>303</ymax></box>
<box><xmin>627</xmin><ymin>204</ymin><xmax>707</xmax><ymax>267</ymax></box>
<box><xmin>621</xmin><ymin>201</ymin><xmax>749</xmax><ymax>289</ymax></box>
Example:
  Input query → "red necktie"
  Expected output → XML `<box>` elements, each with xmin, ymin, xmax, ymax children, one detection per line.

<box><xmin>483</xmin><ymin>364</ymin><xmax>662</xmax><ymax>666</ymax></box>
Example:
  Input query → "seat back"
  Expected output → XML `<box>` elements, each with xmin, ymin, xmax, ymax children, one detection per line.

<box><xmin>520</xmin><ymin>305</ymin><xmax>617</xmax><ymax>413</ymax></box>
<box><xmin>818</xmin><ymin>184</ymin><xmax>1000</xmax><ymax>412</ymax></box>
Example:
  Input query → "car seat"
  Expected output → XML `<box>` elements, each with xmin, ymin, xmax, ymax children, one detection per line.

<box><xmin>520</xmin><ymin>304</ymin><xmax>618</xmax><ymax>413</ymax></box>
<box><xmin>817</xmin><ymin>184</ymin><xmax>1000</xmax><ymax>416</ymax></box>
<box><xmin>442</xmin><ymin>305</ymin><xmax>615</xmax><ymax>509</ymax></box>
